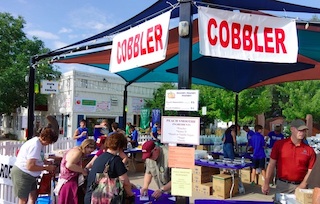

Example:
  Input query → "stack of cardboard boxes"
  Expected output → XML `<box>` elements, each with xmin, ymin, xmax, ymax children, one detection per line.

<box><xmin>193</xmin><ymin>165</ymin><xmax>220</xmax><ymax>196</ymax></box>
<box><xmin>240</xmin><ymin>167</ymin><xmax>265</xmax><ymax>186</ymax></box>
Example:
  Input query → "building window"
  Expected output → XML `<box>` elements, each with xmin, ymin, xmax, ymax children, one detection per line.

<box><xmin>81</xmin><ymin>79</ymin><xmax>88</xmax><ymax>88</ymax></box>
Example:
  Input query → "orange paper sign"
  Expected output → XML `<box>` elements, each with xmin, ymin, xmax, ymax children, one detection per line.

<box><xmin>168</xmin><ymin>146</ymin><xmax>195</xmax><ymax>168</ymax></box>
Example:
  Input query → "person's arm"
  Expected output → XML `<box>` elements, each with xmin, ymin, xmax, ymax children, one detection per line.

<box><xmin>298</xmin><ymin>169</ymin><xmax>313</xmax><ymax>189</ymax></box>
<box><xmin>152</xmin><ymin>181</ymin><xmax>171</xmax><ymax>198</ymax></box>
<box><xmin>26</xmin><ymin>158</ymin><xmax>56</xmax><ymax>172</ymax></box>
<box><xmin>119</xmin><ymin>151</ymin><xmax>128</xmax><ymax>164</ymax></box>
<box><xmin>262</xmin><ymin>158</ymin><xmax>276</xmax><ymax>194</ymax></box>
<box><xmin>119</xmin><ymin>173</ymin><xmax>134</xmax><ymax>197</ymax></box>
<box><xmin>232</xmin><ymin>131</ymin><xmax>237</xmax><ymax>150</ymax></box>
<box><xmin>65</xmin><ymin>148</ymin><xmax>88</xmax><ymax>176</ymax></box>
<box><xmin>85</xmin><ymin>155</ymin><xmax>98</xmax><ymax>169</ymax></box>
<box><xmin>73</xmin><ymin>129</ymin><xmax>82</xmax><ymax>140</ymax></box>
<box><xmin>140</xmin><ymin>173</ymin><xmax>153</xmax><ymax>196</ymax></box>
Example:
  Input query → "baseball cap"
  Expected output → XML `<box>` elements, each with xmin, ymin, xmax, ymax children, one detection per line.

<box><xmin>142</xmin><ymin>140</ymin><xmax>160</xmax><ymax>160</ymax></box>
<box><xmin>290</xmin><ymin>119</ymin><xmax>308</xmax><ymax>131</ymax></box>
<box><xmin>96</xmin><ymin>136</ymin><xmax>107</xmax><ymax>148</ymax></box>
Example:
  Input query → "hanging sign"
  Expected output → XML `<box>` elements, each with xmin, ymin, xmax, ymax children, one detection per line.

<box><xmin>110</xmin><ymin>10</ymin><xmax>171</xmax><ymax>73</ymax></box>
<box><xmin>40</xmin><ymin>80</ymin><xmax>59</xmax><ymax>94</ymax></box>
<box><xmin>198</xmin><ymin>6</ymin><xmax>298</xmax><ymax>63</ymax></box>
<box><xmin>161</xmin><ymin>116</ymin><xmax>200</xmax><ymax>145</ymax></box>
<box><xmin>165</xmin><ymin>89</ymin><xmax>199</xmax><ymax>111</ymax></box>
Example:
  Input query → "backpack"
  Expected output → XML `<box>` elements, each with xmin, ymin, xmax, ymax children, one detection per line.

<box><xmin>90</xmin><ymin>156</ymin><xmax>125</xmax><ymax>204</ymax></box>
<box><xmin>146</xmin><ymin>145</ymin><xmax>170</xmax><ymax>189</ymax></box>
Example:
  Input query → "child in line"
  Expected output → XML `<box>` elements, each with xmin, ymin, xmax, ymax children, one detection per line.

<box><xmin>251</xmin><ymin>124</ymin><xmax>266</xmax><ymax>185</ymax></box>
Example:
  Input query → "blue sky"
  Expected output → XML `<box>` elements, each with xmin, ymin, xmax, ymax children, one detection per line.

<box><xmin>1</xmin><ymin>0</ymin><xmax>319</xmax><ymax>74</ymax></box>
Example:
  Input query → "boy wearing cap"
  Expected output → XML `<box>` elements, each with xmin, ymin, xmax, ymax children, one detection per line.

<box><xmin>262</xmin><ymin>119</ymin><xmax>316</xmax><ymax>194</ymax></box>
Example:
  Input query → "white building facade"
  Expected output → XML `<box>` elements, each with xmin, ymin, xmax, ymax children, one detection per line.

<box><xmin>5</xmin><ymin>70</ymin><xmax>160</xmax><ymax>140</ymax></box>
<box><xmin>48</xmin><ymin>70</ymin><xmax>160</xmax><ymax>138</ymax></box>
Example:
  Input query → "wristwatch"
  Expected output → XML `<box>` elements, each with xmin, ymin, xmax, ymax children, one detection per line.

<box><xmin>160</xmin><ymin>187</ymin><xmax>165</xmax><ymax>193</ymax></box>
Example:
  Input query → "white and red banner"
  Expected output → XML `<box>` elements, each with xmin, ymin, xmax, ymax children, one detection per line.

<box><xmin>110</xmin><ymin>11</ymin><xmax>171</xmax><ymax>73</ymax></box>
<box><xmin>198</xmin><ymin>6</ymin><xmax>298</xmax><ymax>63</ymax></box>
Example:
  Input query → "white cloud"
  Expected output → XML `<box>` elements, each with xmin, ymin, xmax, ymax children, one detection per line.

<box><xmin>27</xmin><ymin>30</ymin><xmax>59</xmax><ymax>40</ymax></box>
<box><xmin>53</xmin><ymin>41</ymin><xmax>69</xmax><ymax>50</ymax></box>
<box><xmin>68</xmin><ymin>34</ymin><xmax>79</xmax><ymax>39</ymax></box>
<box><xmin>59</xmin><ymin>27</ymin><xmax>72</xmax><ymax>34</ymax></box>
<box><xmin>68</xmin><ymin>6</ymin><xmax>116</xmax><ymax>33</ymax></box>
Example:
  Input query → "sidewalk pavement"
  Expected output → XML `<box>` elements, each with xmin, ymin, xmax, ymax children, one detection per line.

<box><xmin>128</xmin><ymin>171</ymin><xmax>276</xmax><ymax>204</ymax></box>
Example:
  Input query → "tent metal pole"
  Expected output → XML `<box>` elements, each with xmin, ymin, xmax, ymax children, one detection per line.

<box><xmin>176</xmin><ymin>0</ymin><xmax>192</xmax><ymax>203</ymax></box>
<box><xmin>122</xmin><ymin>84</ymin><xmax>128</xmax><ymax>129</ymax></box>
<box><xmin>235</xmin><ymin>93</ymin><xmax>239</xmax><ymax>134</ymax></box>
<box><xmin>27</xmin><ymin>56</ymin><xmax>36</xmax><ymax>140</ymax></box>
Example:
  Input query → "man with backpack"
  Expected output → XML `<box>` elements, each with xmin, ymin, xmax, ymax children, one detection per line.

<box><xmin>140</xmin><ymin>140</ymin><xmax>171</xmax><ymax>199</ymax></box>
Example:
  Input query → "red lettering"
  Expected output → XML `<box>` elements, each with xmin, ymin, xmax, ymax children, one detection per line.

<box><xmin>275</xmin><ymin>28</ymin><xmax>286</xmax><ymax>53</ymax></box>
<box><xmin>133</xmin><ymin>33</ymin><xmax>140</xmax><ymax>57</ymax></box>
<box><xmin>254</xmin><ymin>26</ymin><xmax>263</xmax><ymax>52</ymax></box>
<box><xmin>146</xmin><ymin>27</ymin><xmax>154</xmax><ymax>53</ymax></box>
<box><xmin>140</xmin><ymin>31</ymin><xmax>146</xmax><ymax>55</ymax></box>
<box><xmin>264</xmin><ymin>27</ymin><xmax>274</xmax><ymax>53</ymax></box>
<box><xmin>219</xmin><ymin>20</ymin><xmax>229</xmax><ymax>48</ymax></box>
<box><xmin>231</xmin><ymin>23</ymin><xmax>241</xmax><ymax>49</ymax></box>
<box><xmin>127</xmin><ymin>37</ymin><xmax>133</xmax><ymax>60</ymax></box>
<box><xmin>243</xmin><ymin>25</ymin><xmax>253</xmax><ymax>51</ymax></box>
<box><xmin>116</xmin><ymin>42</ymin><xmax>122</xmax><ymax>64</ymax></box>
<box><xmin>154</xmin><ymin>24</ymin><xmax>163</xmax><ymax>51</ymax></box>
<box><xmin>121</xmin><ymin>39</ymin><xmax>127</xmax><ymax>62</ymax></box>
<box><xmin>207</xmin><ymin>18</ymin><xmax>217</xmax><ymax>45</ymax></box>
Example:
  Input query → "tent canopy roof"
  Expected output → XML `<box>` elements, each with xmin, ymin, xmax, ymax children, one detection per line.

<box><xmin>51</xmin><ymin>0</ymin><xmax>320</xmax><ymax>93</ymax></box>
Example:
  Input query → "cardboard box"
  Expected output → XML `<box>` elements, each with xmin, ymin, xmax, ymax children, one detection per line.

<box><xmin>193</xmin><ymin>183</ymin><xmax>200</xmax><ymax>193</ymax></box>
<box><xmin>196</xmin><ymin>145</ymin><xmax>208</xmax><ymax>150</ymax></box>
<box><xmin>295</xmin><ymin>188</ymin><xmax>313</xmax><ymax>204</ymax></box>
<box><xmin>212</xmin><ymin>174</ymin><xmax>239</xmax><ymax>199</ymax></box>
<box><xmin>199</xmin><ymin>182</ymin><xmax>213</xmax><ymax>196</ymax></box>
<box><xmin>193</xmin><ymin>165</ymin><xmax>220</xmax><ymax>176</ymax></box>
<box><xmin>193</xmin><ymin>173</ymin><xmax>213</xmax><ymax>183</ymax></box>
<box><xmin>240</xmin><ymin>168</ymin><xmax>251</xmax><ymax>184</ymax></box>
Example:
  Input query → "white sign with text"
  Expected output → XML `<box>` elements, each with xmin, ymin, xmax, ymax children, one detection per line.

<box><xmin>198</xmin><ymin>6</ymin><xmax>298</xmax><ymax>63</ymax></box>
<box><xmin>110</xmin><ymin>11</ymin><xmax>171</xmax><ymax>73</ymax></box>
<box><xmin>161</xmin><ymin>116</ymin><xmax>200</xmax><ymax>145</ymax></box>
<box><xmin>40</xmin><ymin>80</ymin><xmax>59</xmax><ymax>94</ymax></box>
<box><xmin>165</xmin><ymin>90</ymin><xmax>199</xmax><ymax>111</ymax></box>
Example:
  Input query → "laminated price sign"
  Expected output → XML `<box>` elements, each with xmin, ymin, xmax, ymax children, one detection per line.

<box><xmin>165</xmin><ymin>90</ymin><xmax>199</xmax><ymax>111</ymax></box>
<box><xmin>161</xmin><ymin>116</ymin><xmax>200</xmax><ymax>145</ymax></box>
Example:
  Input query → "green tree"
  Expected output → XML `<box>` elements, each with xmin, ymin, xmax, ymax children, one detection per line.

<box><xmin>276</xmin><ymin>81</ymin><xmax>320</xmax><ymax>122</ymax></box>
<box><xmin>145</xmin><ymin>83</ymin><xmax>272</xmax><ymax>125</ymax></box>
<box><xmin>0</xmin><ymin>12</ymin><xmax>60</xmax><ymax>114</ymax></box>
<box><xmin>144</xmin><ymin>83</ymin><xmax>177</xmax><ymax>116</ymax></box>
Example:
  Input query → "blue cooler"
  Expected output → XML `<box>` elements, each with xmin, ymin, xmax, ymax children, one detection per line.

<box><xmin>36</xmin><ymin>196</ymin><xmax>51</xmax><ymax>204</ymax></box>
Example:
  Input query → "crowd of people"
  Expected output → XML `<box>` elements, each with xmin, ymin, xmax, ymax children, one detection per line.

<box><xmin>11</xmin><ymin>116</ymin><xmax>320</xmax><ymax>203</ymax></box>
<box><xmin>221</xmin><ymin>119</ymin><xmax>318</xmax><ymax>199</ymax></box>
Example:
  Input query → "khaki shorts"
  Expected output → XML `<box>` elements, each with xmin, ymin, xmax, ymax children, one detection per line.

<box><xmin>11</xmin><ymin>165</ymin><xmax>38</xmax><ymax>198</ymax></box>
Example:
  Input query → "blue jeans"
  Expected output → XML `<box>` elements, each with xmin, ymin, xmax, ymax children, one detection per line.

<box><xmin>223</xmin><ymin>143</ymin><xmax>235</xmax><ymax>160</ymax></box>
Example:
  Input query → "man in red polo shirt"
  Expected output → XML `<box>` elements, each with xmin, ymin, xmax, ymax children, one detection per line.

<box><xmin>262</xmin><ymin>119</ymin><xmax>316</xmax><ymax>194</ymax></box>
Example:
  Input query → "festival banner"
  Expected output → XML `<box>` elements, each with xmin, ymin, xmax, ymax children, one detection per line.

<box><xmin>198</xmin><ymin>6</ymin><xmax>298</xmax><ymax>63</ymax></box>
<box><xmin>151</xmin><ymin>108</ymin><xmax>161</xmax><ymax>127</ymax></box>
<box><xmin>110</xmin><ymin>10</ymin><xmax>171</xmax><ymax>73</ymax></box>
<box><xmin>140</xmin><ymin>108</ymin><xmax>150</xmax><ymax>129</ymax></box>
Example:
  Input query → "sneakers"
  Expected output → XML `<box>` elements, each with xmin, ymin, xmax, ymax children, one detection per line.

<box><xmin>251</xmin><ymin>181</ymin><xmax>256</xmax><ymax>186</ymax></box>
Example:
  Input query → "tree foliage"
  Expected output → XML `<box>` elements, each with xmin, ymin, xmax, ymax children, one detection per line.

<box><xmin>276</xmin><ymin>81</ymin><xmax>320</xmax><ymax>122</ymax></box>
<box><xmin>144</xmin><ymin>83</ymin><xmax>178</xmax><ymax>116</ymax></box>
<box><xmin>0</xmin><ymin>12</ymin><xmax>61</xmax><ymax>114</ymax></box>
<box><xmin>145</xmin><ymin>83</ymin><xmax>272</xmax><ymax>126</ymax></box>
